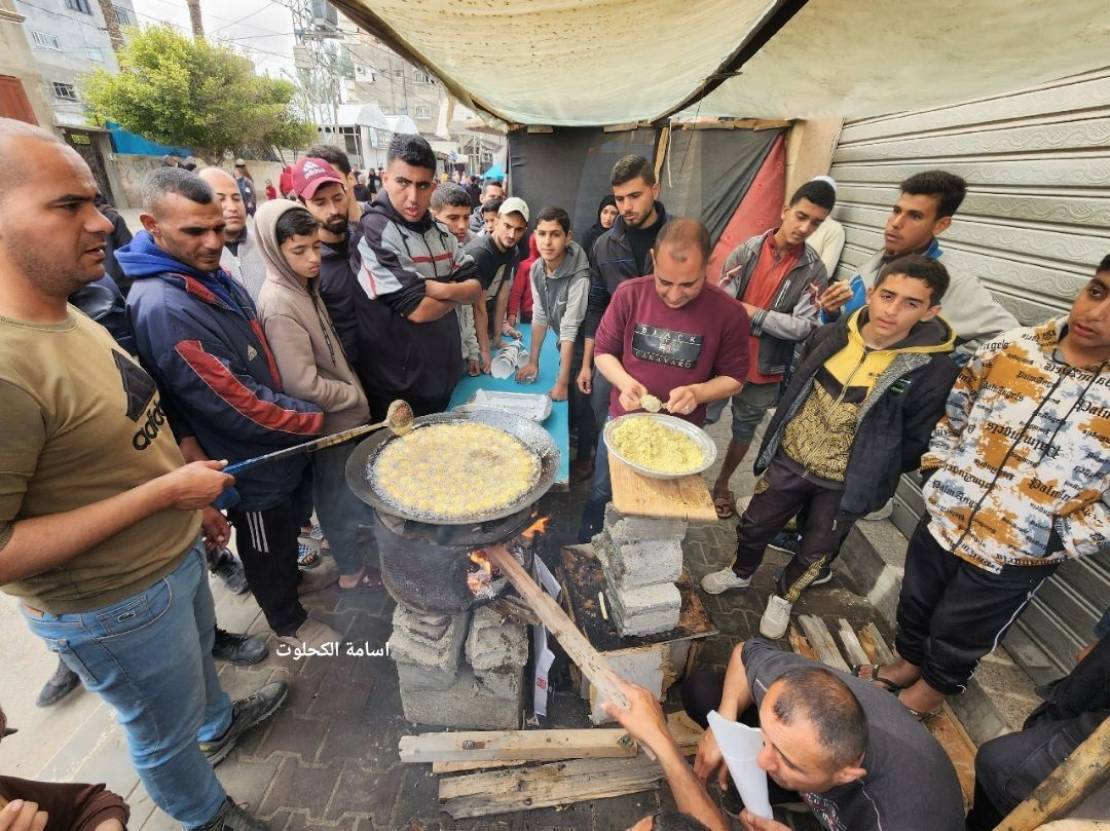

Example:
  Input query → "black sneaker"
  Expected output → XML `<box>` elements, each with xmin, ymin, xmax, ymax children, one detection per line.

<box><xmin>767</xmin><ymin>532</ymin><xmax>801</xmax><ymax>556</ymax></box>
<box><xmin>199</xmin><ymin>682</ymin><xmax>288</xmax><ymax>766</ymax></box>
<box><xmin>209</xmin><ymin>548</ymin><xmax>250</xmax><ymax>595</ymax></box>
<box><xmin>36</xmin><ymin>657</ymin><xmax>81</xmax><ymax>707</ymax></box>
<box><xmin>194</xmin><ymin>798</ymin><xmax>269</xmax><ymax>831</ymax></box>
<box><xmin>212</xmin><ymin>628</ymin><xmax>268</xmax><ymax>666</ymax></box>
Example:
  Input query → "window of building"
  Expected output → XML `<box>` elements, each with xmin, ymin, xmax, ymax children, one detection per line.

<box><xmin>392</xmin><ymin>68</ymin><xmax>404</xmax><ymax>78</ymax></box>
<box><xmin>86</xmin><ymin>47</ymin><xmax>105</xmax><ymax>62</ymax></box>
<box><xmin>413</xmin><ymin>70</ymin><xmax>432</xmax><ymax>84</ymax></box>
<box><xmin>113</xmin><ymin>5</ymin><xmax>134</xmax><ymax>25</ymax></box>
<box><xmin>415</xmin><ymin>104</ymin><xmax>432</xmax><ymax>119</ymax></box>
<box><xmin>65</xmin><ymin>0</ymin><xmax>93</xmax><ymax>14</ymax></box>
<box><xmin>52</xmin><ymin>82</ymin><xmax>78</xmax><ymax>101</ymax></box>
<box><xmin>31</xmin><ymin>31</ymin><xmax>62</xmax><ymax>50</ymax></box>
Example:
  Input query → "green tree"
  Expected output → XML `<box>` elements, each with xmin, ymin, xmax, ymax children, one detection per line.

<box><xmin>83</xmin><ymin>25</ymin><xmax>316</xmax><ymax>160</ymax></box>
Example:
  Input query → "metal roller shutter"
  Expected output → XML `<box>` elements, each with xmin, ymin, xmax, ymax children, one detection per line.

<box><xmin>828</xmin><ymin>69</ymin><xmax>1110</xmax><ymax>682</ymax></box>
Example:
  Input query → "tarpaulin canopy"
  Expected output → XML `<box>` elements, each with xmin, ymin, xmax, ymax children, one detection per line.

<box><xmin>332</xmin><ymin>0</ymin><xmax>1110</xmax><ymax>126</ymax></box>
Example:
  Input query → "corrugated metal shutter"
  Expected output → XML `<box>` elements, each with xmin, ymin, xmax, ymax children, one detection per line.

<box><xmin>829</xmin><ymin>69</ymin><xmax>1110</xmax><ymax>682</ymax></box>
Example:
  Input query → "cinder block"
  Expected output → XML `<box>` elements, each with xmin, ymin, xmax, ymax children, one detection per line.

<box><xmin>395</xmin><ymin>660</ymin><xmax>458</xmax><ymax>691</ymax></box>
<box><xmin>465</xmin><ymin>607</ymin><xmax>529</xmax><ymax>671</ymax></box>
<box><xmin>602</xmin><ymin>504</ymin><xmax>687</xmax><ymax>544</ymax></box>
<box><xmin>400</xmin><ymin>666</ymin><xmax>523</xmax><ymax>729</ymax></box>
<box><xmin>604</xmin><ymin>535</ymin><xmax>683</xmax><ymax>588</ymax></box>
<box><xmin>606</xmin><ymin>579</ymin><xmax>681</xmax><ymax>637</ymax></box>
<box><xmin>388</xmin><ymin>609</ymin><xmax>468</xmax><ymax>672</ymax></box>
<box><xmin>391</xmin><ymin>604</ymin><xmax>451</xmax><ymax>643</ymax></box>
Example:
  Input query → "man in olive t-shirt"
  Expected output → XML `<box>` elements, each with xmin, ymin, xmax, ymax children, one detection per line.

<box><xmin>0</xmin><ymin>119</ymin><xmax>281</xmax><ymax>831</ymax></box>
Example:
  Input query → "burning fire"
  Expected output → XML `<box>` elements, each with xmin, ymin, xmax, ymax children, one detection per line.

<box><xmin>466</xmin><ymin>550</ymin><xmax>494</xmax><ymax>595</ymax></box>
<box><xmin>521</xmin><ymin>515</ymin><xmax>551</xmax><ymax>540</ymax></box>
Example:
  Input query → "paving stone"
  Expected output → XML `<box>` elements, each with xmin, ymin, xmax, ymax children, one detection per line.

<box><xmin>213</xmin><ymin>755</ymin><xmax>282</xmax><ymax>811</ymax></box>
<box><xmin>257</xmin><ymin>757</ymin><xmax>339</xmax><ymax>822</ymax></box>
<box><xmin>252</xmin><ymin>712</ymin><xmax>329</xmax><ymax>763</ymax></box>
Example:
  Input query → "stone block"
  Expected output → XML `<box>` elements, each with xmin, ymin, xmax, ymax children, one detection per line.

<box><xmin>465</xmin><ymin>606</ymin><xmax>529</xmax><ymax>671</ymax></box>
<box><xmin>474</xmin><ymin>665</ymin><xmax>522</xmax><ymax>698</ymax></box>
<box><xmin>395</xmin><ymin>660</ymin><xmax>459</xmax><ymax>692</ymax></box>
<box><xmin>606</xmin><ymin>579</ymin><xmax>681</xmax><ymax>637</ymax></box>
<box><xmin>388</xmin><ymin>609</ymin><xmax>468</xmax><ymax>672</ymax></box>
<box><xmin>390</xmin><ymin>604</ymin><xmax>452</xmax><ymax>643</ymax></box>
<box><xmin>599</xmin><ymin>533</ymin><xmax>683</xmax><ymax>589</ymax></box>
<box><xmin>602</xmin><ymin>504</ymin><xmax>687</xmax><ymax>544</ymax></box>
<box><xmin>399</xmin><ymin>666</ymin><xmax>523</xmax><ymax>729</ymax></box>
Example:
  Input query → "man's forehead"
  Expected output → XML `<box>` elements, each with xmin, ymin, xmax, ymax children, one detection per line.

<box><xmin>162</xmin><ymin>193</ymin><xmax>222</xmax><ymax>223</ymax></box>
<box><xmin>389</xmin><ymin>161</ymin><xmax>435</xmax><ymax>182</ymax></box>
<box><xmin>311</xmin><ymin>182</ymin><xmax>345</xmax><ymax>200</ymax></box>
<box><xmin>6</xmin><ymin>137</ymin><xmax>95</xmax><ymax>194</ymax></box>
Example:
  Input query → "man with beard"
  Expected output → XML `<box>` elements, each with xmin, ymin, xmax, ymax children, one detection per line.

<box><xmin>198</xmin><ymin>167</ymin><xmax>267</xmax><ymax>303</ymax></box>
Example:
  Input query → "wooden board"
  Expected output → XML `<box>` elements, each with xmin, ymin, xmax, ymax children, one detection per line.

<box><xmin>788</xmin><ymin>626</ymin><xmax>818</xmax><ymax>661</ymax></box>
<box><xmin>608</xmin><ymin>454</ymin><xmax>717</xmax><ymax>521</ymax></box>
<box><xmin>836</xmin><ymin>618</ymin><xmax>871</xmax><ymax>669</ymax></box>
<box><xmin>796</xmin><ymin>615</ymin><xmax>850</xmax><ymax>672</ymax></box>
<box><xmin>400</xmin><ymin>728</ymin><xmax>638</xmax><ymax>764</ymax></box>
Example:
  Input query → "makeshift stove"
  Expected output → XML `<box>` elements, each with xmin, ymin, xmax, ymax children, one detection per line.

<box><xmin>373</xmin><ymin>504</ymin><xmax>549</xmax><ymax>730</ymax></box>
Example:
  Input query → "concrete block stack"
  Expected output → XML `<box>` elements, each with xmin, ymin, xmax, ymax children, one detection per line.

<box><xmin>593</xmin><ymin>505</ymin><xmax>685</xmax><ymax>637</ymax></box>
<box><xmin>390</xmin><ymin>603</ymin><xmax>527</xmax><ymax>730</ymax></box>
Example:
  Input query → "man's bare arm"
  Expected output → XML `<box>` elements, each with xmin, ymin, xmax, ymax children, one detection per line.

<box><xmin>0</xmin><ymin>462</ymin><xmax>233</xmax><ymax>585</ymax></box>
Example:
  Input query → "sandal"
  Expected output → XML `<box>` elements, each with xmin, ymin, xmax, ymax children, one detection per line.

<box><xmin>851</xmin><ymin>664</ymin><xmax>904</xmax><ymax>694</ymax></box>
<box><xmin>713</xmin><ymin>491</ymin><xmax>737</xmax><ymax>520</ymax></box>
<box><xmin>905</xmin><ymin>706</ymin><xmax>942</xmax><ymax>723</ymax></box>
<box><xmin>297</xmin><ymin>542</ymin><xmax>321</xmax><ymax>569</ymax></box>
<box><xmin>337</xmin><ymin>567</ymin><xmax>383</xmax><ymax>592</ymax></box>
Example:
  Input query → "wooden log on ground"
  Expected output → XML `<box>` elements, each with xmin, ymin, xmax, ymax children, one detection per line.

<box><xmin>788</xmin><ymin>626</ymin><xmax>818</xmax><ymax>660</ymax></box>
<box><xmin>796</xmin><ymin>615</ymin><xmax>850</xmax><ymax>672</ymax></box>
<box><xmin>837</xmin><ymin>618</ymin><xmax>871</xmax><ymax>668</ymax></box>
<box><xmin>400</xmin><ymin>729</ymin><xmax>638</xmax><ymax>764</ymax></box>
<box><xmin>996</xmin><ymin>716</ymin><xmax>1110</xmax><ymax>831</ymax></box>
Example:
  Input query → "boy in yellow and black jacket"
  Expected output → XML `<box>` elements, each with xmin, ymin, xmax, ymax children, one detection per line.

<box><xmin>701</xmin><ymin>255</ymin><xmax>960</xmax><ymax>640</ymax></box>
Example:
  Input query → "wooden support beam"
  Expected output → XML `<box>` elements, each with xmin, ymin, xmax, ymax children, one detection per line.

<box><xmin>996</xmin><ymin>716</ymin><xmax>1110</xmax><ymax>831</ymax></box>
<box><xmin>788</xmin><ymin>626</ymin><xmax>818</xmax><ymax>661</ymax></box>
<box><xmin>484</xmin><ymin>544</ymin><xmax>630</xmax><ymax>711</ymax></box>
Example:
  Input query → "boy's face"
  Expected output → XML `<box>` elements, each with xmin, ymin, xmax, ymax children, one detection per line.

<box><xmin>865</xmin><ymin>272</ymin><xmax>940</xmax><ymax>340</ymax></box>
<box><xmin>435</xmin><ymin>204</ymin><xmax>471</xmax><ymax>242</ymax></box>
<box><xmin>494</xmin><ymin>212</ymin><xmax>527</xmax><ymax>251</ymax></box>
<box><xmin>534</xmin><ymin>220</ymin><xmax>569</xmax><ymax>264</ymax></box>
<box><xmin>884</xmin><ymin>193</ymin><xmax>951</xmax><ymax>255</ymax></box>
<box><xmin>384</xmin><ymin>159</ymin><xmax>436</xmax><ymax>223</ymax></box>
<box><xmin>482</xmin><ymin>210</ymin><xmax>497</xmax><ymax>234</ymax></box>
<box><xmin>279</xmin><ymin>230</ymin><xmax>321</xmax><ymax>281</ymax></box>
<box><xmin>1067</xmin><ymin>271</ymin><xmax>1110</xmax><ymax>351</ymax></box>
<box><xmin>779</xmin><ymin>197</ymin><xmax>829</xmax><ymax>248</ymax></box>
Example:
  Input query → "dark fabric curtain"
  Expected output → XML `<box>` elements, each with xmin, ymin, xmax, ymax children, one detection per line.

<box><xmin>659</xmin><ymin>128</ymin><xmax>783</xmax><ymax>247</ymax></box>
<box><xmin>508</xmin><ymin>127</ymin><xmax>659</xmax><ymax>242</ymax></box>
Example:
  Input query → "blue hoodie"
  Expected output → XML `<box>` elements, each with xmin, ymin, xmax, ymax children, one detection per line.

<box><xmin>120</xmin><ymin>231</ymin><xmax>324</xmax><ymax>511</ymax></box>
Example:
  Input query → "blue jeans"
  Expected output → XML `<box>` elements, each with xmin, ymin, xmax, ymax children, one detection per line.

<box><xmin>578</xmin><ymin>418</ymin><xmax>611</xmax><ymax>542</ymax></box>
<box><xmin>22</xmin><ymin>541</ymin><xmax>232</xmax><ymax>828</ymax></box>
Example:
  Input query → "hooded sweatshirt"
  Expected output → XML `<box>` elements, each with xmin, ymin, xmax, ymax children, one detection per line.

<box><xmin>921</xmin><ymin>318</ymin><xmax>1110</xmax><ymax>572</ymax></box>
<box><xmin>121</xmin><ymin>231</ymin><xmax>323</xmax><ymax>511</ymax></box>
<box><xmin>579</xmin><ymin>194</ymin><xmax>617</xmax><ymax>261</ymax></box>
<box><xmin>254</xmin><ymin>200</ymin><xmax>369</xmax><ymax>434</ymax></box>
<box><xmin>529</xmin><ymin>240</ymin><xmax>590</xmax><ymax>344</ymax></box>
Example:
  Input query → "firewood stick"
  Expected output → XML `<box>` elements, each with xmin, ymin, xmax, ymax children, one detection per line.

<box><xmin>484</xmin><ymin>544</ymin><xmax>630</xmax><ymax>711</ymax></box>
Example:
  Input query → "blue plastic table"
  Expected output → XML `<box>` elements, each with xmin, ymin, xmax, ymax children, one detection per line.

<box><xmin>448</xmin><ymin>323</ymin><xmax>570</xmax><ymax>487</ymax></box>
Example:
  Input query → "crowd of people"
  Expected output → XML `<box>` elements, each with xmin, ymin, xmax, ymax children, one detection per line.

<box><xmin>0</xmin><ymin>113</ymin><xmax>1106</xmax><ymax>831</ymax></box>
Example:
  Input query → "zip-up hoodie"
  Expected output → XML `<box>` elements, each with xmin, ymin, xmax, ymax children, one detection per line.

<box><xmin>254</xmin><ymin>200</ymin><xmax>369</xmax><ymax>434</ymax></box>
<box><xmin>757</xmin><ymin>309</ymin><xmax>959</xmax><ymax>519</ymax></box>
<box><xmin>921</xmin><ymin>318</ymin><xmax>1110</xmax><ymax>572</ymax></box>
<box><xmin>348</xmin><ymin>193</ymin><xmax>478</xmax><ymax>399</ymax></box>
<box><xmin>121</xmin><ymin>231</ymin><xmax>324</xmax><ymax>511</ymax></box>
<box><xmin>529</xmin><ymin>240</ymin><xmax>590</xmax><ymax>343</ymax></box>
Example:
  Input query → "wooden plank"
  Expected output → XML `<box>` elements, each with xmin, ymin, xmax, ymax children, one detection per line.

<box><xmin>836</xmin><ymin>618</ymin><xmax>871</xmax><ymax>669</ymax></box>
<box><xmin>795</xmin><ymin>615</ymin><xmax>850</xmax><ymax>672</ymax></box>
<box><xmin>433</xmin><ymin>758</ymin><xmax>522</xmax><ymax>774</ymax></box>
<box><xmin>399</xmin><ymin>729</ymin><xmax>639</xmax><ymax>764</ymax></box>
<box><xmin>438</xmin><ymin>755</ymin><xmax>666</xmax><ymax>818</ymax></box>
<box><xmin>608</xmin><ymin>454</ymin><xmax>717</xmax><ymax>522</ymax></box>
<box><xmin>787</xmin><ymin>626</ymin><xmax>818</xmax><ymax>660</ymax></box>
<box><xmin>485</xmin><ymin>544</ymin><xmax>630</xmax><ymax>711</ymax></box>
<box><xmin>997</xmin><ymin>716</ymin><xmax>1110</xmax><ymax>831</ymax></box>
<box><xmin>857</xmin><ymin>622</ymin><xmax>896</xmax><ymax>665</ymax></box>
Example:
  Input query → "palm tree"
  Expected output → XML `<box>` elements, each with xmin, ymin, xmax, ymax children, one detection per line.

<box><xmin>186</xmin><ymin>0</ymin><xmax>204</xmax><ymax>39</ymax></box>
<box><xmin>95</xmin><ymin>0</ymin><xmax>124</xmax><ymax>52</ymax></box>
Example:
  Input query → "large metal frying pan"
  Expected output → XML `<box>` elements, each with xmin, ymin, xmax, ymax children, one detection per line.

<box><xmin>345</xmin><ymin>409</ymin><xmax>560</xmax><ymax>525</ymax></box>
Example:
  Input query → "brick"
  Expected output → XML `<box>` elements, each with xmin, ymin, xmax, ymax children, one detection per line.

<box><xmin>598</xmin><ymin>534</ymin><xmax>682</xmax><ymax>589</ymax></box>
<box><xmin>388</xmin><ymin>610</ymin><xmax>468</xmax><ymax>671</ymax></box>
<box><xmin>606</xmin><ymin>579</ymin><xmax>681</xmax><ymax>637</ymax></box>
<box><xmin>465</xmin><ymin>607</ymin><xmax>528</xmax><ymax>671</ymax></box>
<box><xmin>602</xmin><ymin>504</ymin><xmax>687</xmax><ymax>543</ymax></box>
<box><xmin>395</xmin><ymin>660</ymin><xmax>458</xmax><ymax>691</ymax></box>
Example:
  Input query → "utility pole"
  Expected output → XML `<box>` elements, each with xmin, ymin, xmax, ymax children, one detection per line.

<box><xmin>95</xmin><ymin>0</ymin><xmax>124</xmax><ymax>52</ymax></box>
<box><xmin>186</xmin><ymin>0</ymin><xmax>204</xmax><ymax>39</ymax></box>
<box><xmin>280</xmin><ymin>0</ymin><xmax>341</xmax><ymax>133</ymax></box>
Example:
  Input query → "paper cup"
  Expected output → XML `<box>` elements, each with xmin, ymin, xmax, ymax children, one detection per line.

<box><xmin>707</xmin><ymin>710</ymin><xmax>773</xmax><ymax>819</ymax></box>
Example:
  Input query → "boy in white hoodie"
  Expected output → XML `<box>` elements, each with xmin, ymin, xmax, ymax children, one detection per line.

<box><xmin>255</xmin><ymin>200</ymin><xmax>381</xmax><ymax>591</ymax></box>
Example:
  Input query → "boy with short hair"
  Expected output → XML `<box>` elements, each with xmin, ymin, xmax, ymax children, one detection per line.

<box><xmin>432</xmin><ymin>184</ymin><xmax>481</xmax><ymax>375</ymax></box>
<box><xmin>465</xmin><ymin>197</ymin><xmax>529</xmax><ymax>371</ymax></box>
<box><xmin>516</xmin><ymin>205</ymin><xmax>590</xmax><ymax>410</ymax></box>
<box><xmin>702</xmin><ymin>256</ymin><xmax>960</xmax><ymax>642</ymax></box>
<box><xmin>480</xmin><ymin>198</ymin><xmax>502</xmax><ymax>236</ymax></box>
<box><xmin>866</xmin><ymin>258</ymin><xmax>1110</xmax><ymax>720</ymax></box>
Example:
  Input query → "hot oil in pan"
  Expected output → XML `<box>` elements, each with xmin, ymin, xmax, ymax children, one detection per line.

<box><xmin>369</xmin><ymin>422</ymin><xmax>541</xmax><ymax>521</ymax></box>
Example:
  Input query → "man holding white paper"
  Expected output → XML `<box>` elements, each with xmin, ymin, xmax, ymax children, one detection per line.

<box><xmin>681</xmin><ymin>638</ymin><xmax>963</xmax><ymax>830</ymax></box>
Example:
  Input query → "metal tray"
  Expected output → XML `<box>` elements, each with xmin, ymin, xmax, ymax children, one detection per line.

<box><xmin>345</xmin><ymin>409</ymin><xmax>560</xmax><ymax>525</ymax></box>
<box><xmin>455</xmin><ymin>389</ymin><xmax>553</xmax><ymax>422</ymax></box>
<box><xmin>603</xmin><ymin>413</ymin><xmax>717</xmax><ymax>480</ymax></box>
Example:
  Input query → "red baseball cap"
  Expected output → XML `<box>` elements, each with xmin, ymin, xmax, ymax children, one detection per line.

<box><xmin>291</xmin><ymin>156</ymin><xmax>345</xmax><ymax>199</ymax></box>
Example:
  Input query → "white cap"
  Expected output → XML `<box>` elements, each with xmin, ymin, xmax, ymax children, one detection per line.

<box><xmin>498</xmin><ymin>196</ymin><xmax>529</xmax><ymax>223</ymax></box>
<box><xmin>810</xmin><ymin>175</ymin><xmax>837</xmax><ymax>193</ymax></box>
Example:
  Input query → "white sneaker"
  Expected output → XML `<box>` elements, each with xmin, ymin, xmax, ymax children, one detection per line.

<box><xmin>276</xmin><ymin>617</ymin><xmax>343</xmax><ymax>651</ymax></box>
<box><xmin>759</xmin><ymin>595</ymin><xmax>793</xmax><ymax>639</ymax></box>
<box><xmin>863</xmin><ymin>499</ymin><xmax>894</xmax><ymax>521</ymax></box>
<box><xmin>700</xmin><ymin>568</ymin><xmax>752</xmax><ymax>595</ymax></box>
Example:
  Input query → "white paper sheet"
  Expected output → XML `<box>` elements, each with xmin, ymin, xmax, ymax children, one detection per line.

<box><xmin>707</xmin><ymin>710</ymin><xmax>773</xmax><ymax>820</ymax></box>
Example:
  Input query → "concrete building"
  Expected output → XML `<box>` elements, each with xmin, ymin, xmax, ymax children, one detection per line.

<box><xmin>0</xmin><ymin>0</ymin><xmax>53</xmax><ymax>126</ymax></box>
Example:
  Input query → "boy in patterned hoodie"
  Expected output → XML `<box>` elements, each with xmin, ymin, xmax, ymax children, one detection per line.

<box><xmin>864</xmin><ymin>256</ymin><xmax>1110</xmax><ymax>719</ymax></box>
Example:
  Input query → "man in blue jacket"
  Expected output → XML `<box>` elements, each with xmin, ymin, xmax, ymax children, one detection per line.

<box><xmin>123</xmin><ymin>168</ymin><xmax>339</xmax><ymax>650</ymax></box>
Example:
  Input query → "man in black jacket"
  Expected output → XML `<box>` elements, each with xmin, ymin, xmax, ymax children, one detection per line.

<box><xmin>578</xmin><ymin>154</ymin><xmax>668</xmax><ymax>427</ymax></box>
<box><xmin>701</xmin><ymin>256</ymin><xmax>960</xmax><ymax>641</ymax></box>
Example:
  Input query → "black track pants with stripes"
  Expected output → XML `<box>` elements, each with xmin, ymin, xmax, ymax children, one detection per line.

<box><xmin>229</xmin><ymin>500</ymin><xmax>309</xmax><ymax>636</ymax></box>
